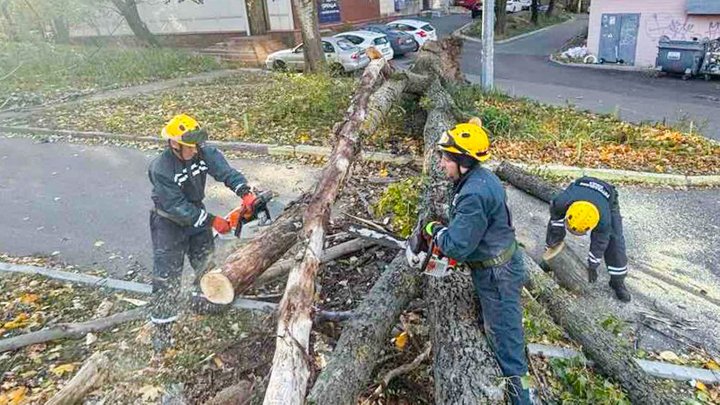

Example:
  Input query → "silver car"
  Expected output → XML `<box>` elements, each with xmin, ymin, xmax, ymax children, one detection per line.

<box><xmin>265</xmin><ymin>37</ymin><xmax>370</xmax><ymax>73</ymax></box>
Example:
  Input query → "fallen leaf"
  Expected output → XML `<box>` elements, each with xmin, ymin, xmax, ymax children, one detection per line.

<box><xmin>19</xmin><ymin>293</ymin><xmax>39</xmax><ymax>305</ymax></box>
<box><xmin>50</xmin><ymin>363</ymin><xmax>76</xmax><ymax>377</ymax></box>
<box><xmin>213</xmin><ymin>356</ymin><xmax>224</xmax><ymax>368</ymax></box>
<box><xmin>705</xmin><ymin>359</ymin><xmax>720</xmax><ymax>371</ymax></box>
<box><xmin>379</xmin><ymin>167</ymin><xmax>389</xmax><ymax>177</ymax></box>
<box><xmin>696</xmin><ymin>380</ymin><xmax>708</xmax><ymax>392</ymax></box>
<box><xmin>138</xmin><ymin>385</ymin><xmax>163</xmax><ymax>402</ymax></box>
<box><xmin>3</xmin><ymin>313</ymin><xmax>30</xmax><ymax>330</ymax></box>
<box><xmin>393</xmin><ymin>331</ymin><xmax>408</xmax><ymax>351</ymax></box>
<box><xmin>0</xmin><ymin>386</ymin><xmax>28</xmax><ymax>405</ymax></box>
<box><xmin>119</xmin><ymin>297</ymin><xmax>148</xmax><ymax>307</ymax></box>
<box><xmin>659</xmin><ymin>350</ymin><xmax>680</xmax><ymax>362</ymax></box>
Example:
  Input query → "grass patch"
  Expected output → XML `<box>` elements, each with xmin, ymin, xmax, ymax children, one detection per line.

<box><xmin>373</xmin><ymin>177</ymin><xmax>422</xmax><ymax>238</ymax></box>
<box><xmin>466</xmin><ymin>11</ymin><xmax>572</xmax><ymax>41</ymax></box>
<box><xmin>448</xmin><ymin>83</ymin><xmax>720</xmax><ymax>175</ymax></box>
<box><xmin>23</xmin><ymin>72</ymin><xmax>356</xmax><ymax>146</ymax></box>
<box><xmin>0</xmin><ymin>42</ymin><xmax>224</xmax><ymax>109</ymax></box>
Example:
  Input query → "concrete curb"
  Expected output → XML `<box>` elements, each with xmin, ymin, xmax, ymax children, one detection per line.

<box><xmin>452</xmin><ymin>15</ymin><xmax>575</xmax><ymax>45</ymax></box>
<box><xmin>548</xmin><ymin>53</ymin><xmax>654</xmax><ymax>73</ymax></box>
<box><xmin>0</xmin><ymin>125</ymin><xmax>416</xmax><ymax>166</ymax></box>
<box><xmin>509</xmin><ymin>162</ymin><xmax>720</xmax><ymax>187</ymax></box>
<box><xmin>2</xmin><ymin>125</ymin><xmax>718</xmax><ymax>185</ymax></box>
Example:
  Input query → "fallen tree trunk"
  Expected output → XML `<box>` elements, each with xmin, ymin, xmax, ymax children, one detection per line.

<box><xmin>202</xmin><ymin>199</ymin><xmax>306</xmax><ymax>304</ymax></box>
<box><xmin>263</xmin><ymin>58</ymin><xmax>394</xmax><ymax>405</ymax></box>
<box><xmin>521</xmin><ymin>249</ymin><xmax>687</xmax><ymax>404</ymax></box>
<box><xmin>0</xmin><ymin>309</ymin><xmax>146</xmax><ymax>354</ymax></box>
<box><xmin>45</xmin><ymin>351</ymin><xmax>110</xmax><ymax>405</ymax></box>
<box><xmin>423</xmin><ymin>79</ymin><xmax>505</xmax><ymax>404</ymax></box>
<box><xmin>252</xmin><ymin>238</ymin><xmax>376</xmax><ymax>287</ymax></box>
<box><xmin>495</xmin><ymin>162</ymin><xmax>590</xmax><ymax>293</ymax></box>
<box><xmin>307</xmin><ymin>254</ymin><xmax>422</xmax><ymax>405</ymax></box>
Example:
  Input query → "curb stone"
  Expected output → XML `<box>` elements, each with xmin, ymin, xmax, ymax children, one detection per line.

<box><xmin>2</xmin><ymin>125</ymin><xmax>718</xmax><ymax>185</ymax></box>
<box><xmin>452</xmin><ymin>15</ymin><xmax>576</xmax><ymax>45</ymax></box>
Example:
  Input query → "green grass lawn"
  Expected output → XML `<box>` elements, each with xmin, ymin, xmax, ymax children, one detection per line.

<box><xmin>0</xmin><ymin>42</ymin><xmax>224</xmax><ymax>109</ymax></box>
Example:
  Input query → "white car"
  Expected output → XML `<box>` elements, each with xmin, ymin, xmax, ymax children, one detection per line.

<box><xmin>334</xmin><ymin>30</ymin><xmax>394</xmax><ymax>60</ymax></box>
<box><xmin>265</xmin><ymin>37</ymin><xmax>369</xmax><ymax>73</ymax></box>
<box><xmin>518</xmin><ymin>0</ymin><xmax>532</xmax><ymax>9</ymax></box>
<box><xmin>386</xmin><ymin>19</ymin><xmax>437</xmax><ymax>47</ymax></box>
<box><xmin>506</xmin><ymin>0</ymin><xmax>522</xmax><ymax>12</ymax></box>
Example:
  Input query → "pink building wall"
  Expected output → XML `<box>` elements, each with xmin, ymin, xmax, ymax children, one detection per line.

<box><xmin>587</xmin><ymin>0</ymin><xmax>720</xmax><ymax>66</ymax></box>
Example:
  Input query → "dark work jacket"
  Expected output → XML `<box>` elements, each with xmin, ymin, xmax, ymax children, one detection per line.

<box><xmin>148</xmin><ymin>146</ymin><xmax>247</xmax><ymax>234</ymax></box>
<box><xmin>434</xmin><ymin>165</ymin><xmax>516</xmax><ymax>262</ymax></box>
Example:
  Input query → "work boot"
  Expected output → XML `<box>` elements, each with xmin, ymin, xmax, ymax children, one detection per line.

<box><xmin>506</xmin><ymin>375</ymin><xmax>532</xmax><ymax>405</ymax></box>
<box><xmin>609</xmin><ymin>275</ymin><xmax>632</xmax><ymax>303</ymax></box>
<box><xmin>190</xmin><ymin>291</ymin><xmax>229</xmax><ymax>315</ymax></box>
<box><xmin>152</xmin><ymin>323</ymin><xmax>173</xmax><ymax>354</ymax></box>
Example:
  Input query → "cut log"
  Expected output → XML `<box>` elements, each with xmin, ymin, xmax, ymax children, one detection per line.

<box><xmin>495</xmin><ymin>162</ymin><xmax>591</xmax><ymax>293</ymax></box>
<box><xmin>0</xmin><ymin>309</ymin><xmax>146</xmax><ymax>354</ymax></box>
<box><xmin>201</xmin><ymin>200</ymin><xmax>306</xmax><ymax>304</ymax></box>
<box><xmin>541</xmin><ymin>242</ymin><xmax>589</xmax><ymax>294</ymax></box>
<box><xmin>46</xmin><ymin>351</ymin><xmax>110</xmax><ymax>405</ymax></box>
<box><xmin>263</xmin><ymin>58</ymin><xmax>393</xmax><ymax>405</ymax></box>
<box><xmin>521</xmin><ymin>249</ymin><xmax>688</xmax><ymax>404</ymax></box>
<box><xmin>495</xmin><ymin>161</ymin><xmax>560</xmax><ymax>204</ymax></box>
<box><xmin>422</xmin><ymin>79</ymin><xmax>504</xmax><ymax>404</ymax></box>
<box><xmin>307</xmin><ymin>254</ymin><xmax>422</xmax><ymax>405</ymax></box>
<box><xmin>252</xmin><ymin>238</ymin><xmax>376</xmax><ymax>287</ymax></box>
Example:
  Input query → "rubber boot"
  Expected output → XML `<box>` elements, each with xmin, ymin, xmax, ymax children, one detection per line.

<box><xmin>609</xmin><ymin>274</ymin><xmax>631</xmax><ymax>302</ymax></box>
<box><xmin>152</xmin><ymin>323</ymin><xmax>173</xmax><ymax>354</ymax></box>
<box><xmin>190</xmin><ymin>291</ymin><xmax>229</xmax><ymax>315</ymax></box>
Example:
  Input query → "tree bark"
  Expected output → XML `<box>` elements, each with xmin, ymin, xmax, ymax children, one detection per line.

<box><xmin>546</xmin><ymin>0</ymin><xmax>556</xmax><ymax>16</ymax></box>
<box><xmin>0</xmin><ymin>309</ymin><xmax>146</xmax><ymax>354</ymax></box>
<box><xmin>201</xmin><ymin>200</ymin><xmax>307</xmax><ymax>304</ymax></box>
<box><xmin>423</xmin><ymin>80</ymin><xmax>505</xmax><ymax>404</ymax></box>
<box><xmin>306</xmin><ymin>254</ymin><xmax>422</xmax><ymax>405</ymax></box>
<box><xmin>262</xmin><ymin>58</ymin><xmax>392</xmax><ymax>405</ymax></box>
<box><xmin>204</xmin><ymin>381</ymin><xmax>254</xmax><ymax>405</ymax></box>
<box><xmin>495</xmin><ymin>0</ymin><xmax>508</xmax><ymax>36</ymax></box>
<box><xmin>247</xmin><ymin>0</ymin><xmax>269</xmax><ymax>36</ymax></box>
<box><xmin>494</xmin><ymin>161</ymin><xmax>560</xmax><ymax>204</ymax></box>
<box><xmin>110</xmin><ymin>0</ymin><xmax>160</xmax><ymax>47</ymax></box>
<box><xmin>52</xmin><ymin>16</ymin><xmax>70</xmax><ymax>44</ymax></box>
<box><xmin>45</xmin><ymin>351</ymin><xmax>111</xmax><ymax>405</ymax></box>
<box><xmin>531</xmin><ymin>0</ymin><xmax>539</xmax><ymax>24</ymax></box>
<box><xmin>521</xmin><ymin>250</ymin><xmax>687</xmax><ymax>404</ymax></box>
<box><xmin>291</xmin><ymin>0</ymin><xmax>325</xmax><ymax>73</ymax></box>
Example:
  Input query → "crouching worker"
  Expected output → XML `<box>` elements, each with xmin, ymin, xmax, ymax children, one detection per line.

<box><xmin>546</xmin><ymin>177</ymin><xmax>631</xmax><ymax>302</ymax></box>
<box><xmin>412</xmin><ymin>118</ymin><xmax>531</xmax><ymax>404</ymax></box>
<box><xmin>148</xmin><ymin>113</ymin><xmax>259</xmax><ymax>353</ymax></box>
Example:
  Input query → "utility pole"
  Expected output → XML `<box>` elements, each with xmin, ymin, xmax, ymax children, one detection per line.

<box><xmin>481</xmin><ymin>0</ymin><xmax>495</xmax><ymax>90</ymax></box>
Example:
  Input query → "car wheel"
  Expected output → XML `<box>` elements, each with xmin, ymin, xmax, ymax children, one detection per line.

<box><xmin>272</xmin><ymin>59</ymin><xmax>287</xmax><ymax>72</ymax></box>
<box><xmin>329</xmin><ymin>62</ymin><xmax>345</xmax><ymax>77</ymax></box>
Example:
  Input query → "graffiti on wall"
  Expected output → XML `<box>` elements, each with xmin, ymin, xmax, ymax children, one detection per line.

<box><xmin>645</xmin><ymin>13</ymin><xmax>720</xmax><ymax>41</ymax></box>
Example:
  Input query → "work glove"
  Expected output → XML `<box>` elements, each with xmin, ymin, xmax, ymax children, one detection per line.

<box><xmin>586</xmin><ymin>259</ymin><xmax>600</xmax><ymax>283</ymax></box>
<box><xmin>405</xmin><ymin>244</ymin><xmax>427</xmax><ymax>269</ymax></box>
<box><xmin>212</xmin><ymin>216</ymin><xmax>232</xmax><ymax>234</ymax></box>
<box><xmin>235</xmin><ymin>184</ymin><xmax>251</xmax><ymax>198</ymax></box>
<box><xmin>424</xmin><ymin>221</ymin><xmax>443</xmax><ymax>239</ymax></box>
<box><xmin>240</xmin><ymin>192</ymin><xmax>259</xmax><ymax>221</ymax></box>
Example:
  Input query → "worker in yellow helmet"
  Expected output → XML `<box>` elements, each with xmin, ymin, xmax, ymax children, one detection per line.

<box><xmin>409</xmin><ymin>118</ymin><xmax>532</xmax><ymax>405</ymax></box>
<box><xmin>546</xmin><ymin>177</ymin><xmax>631</xmax><ymax>302</ymax></box>
<box><xmin>148</xmin><ymin>114</ymin><xmax>261</xmax><ymax>353</ymax></box>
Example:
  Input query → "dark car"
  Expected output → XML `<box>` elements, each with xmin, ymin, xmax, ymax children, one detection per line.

<box><xmin>359</xmin><ymin>24</ymin><xmax>418</xmax><ymax>56</ymax></box>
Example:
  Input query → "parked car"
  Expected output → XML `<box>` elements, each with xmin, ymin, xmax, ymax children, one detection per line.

<box><xmin>386</xmin><ymin>19</ymin><xmax>437</xmax><ymax>47</ymax></box>
<box><xmin>333</xmin><ymin>30</ymin><xmax>394</xmax><ymax>60</ymax></box>
<box><xmin>358</xmin><ymin>24</ymin><xmax>418</xmax><ymax>56</ymax></box>
<box><xmin>471</xmin><ymin>2</ymin><xmax>482</xmax><ymax>18</ymax></box>
<box><xmin>265</xmin><ymin>37</ymin><xmax>369</xmax><ymax>73</ymax></box>
<box><xmin>519</xmin><ymin>0</ymin><xmax>532</xmax><ymax>10</ymax></box>
<box><xmin>454</xmin><ymin>0</ymin><xmax>480</xmax><ymax>10</ymax></box>
<box><xmin>506</xmin><ymin>0</ymin><xmax>522</xmax><ymax>13</ymax></box>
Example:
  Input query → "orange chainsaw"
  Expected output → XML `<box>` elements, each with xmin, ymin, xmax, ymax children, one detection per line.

<box><xmin>217</xmin><ymin>191</ymin><xmax>274</xmax><ymax>239</ymax></box>
<box><xmin>406</xmin><ymin>221</ymin><xmax>458</xmax><ymax>278</ymax></box>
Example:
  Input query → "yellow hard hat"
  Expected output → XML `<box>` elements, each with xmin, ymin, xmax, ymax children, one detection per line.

<box><xmin>566</xmin><ymin>201</ymin><xmax>600</xmax><ymax>235</ymax></box>
<box><xmin>437</xmin><ymin>117</ymin><xmax>491</xmax><ymax>162</ymax></box>
<box><xmin>161</xmin><ymin>114</ymin><xmax>207</xmax><ymax>147</ymax></box>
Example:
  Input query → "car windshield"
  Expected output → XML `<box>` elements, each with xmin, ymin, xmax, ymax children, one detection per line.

<box><xmin>336</xmin><ymin>39</ymin><xmax>356</xmax><ymax>51</ymax></box>
<box><xmin>421</xmin><ymin>24</ymin><xmax>434</xmax><ymax>32</ymax></box>
<box><xmin>373</xmin><ymin>37</ymin><xmax>388</xmax><ymax>45</ymax></box>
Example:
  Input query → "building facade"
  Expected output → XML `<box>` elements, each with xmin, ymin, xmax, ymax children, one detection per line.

<box><xmin>587</xmin><ymin>0</ymin><xmax>720</xmax><ymax>67</ymax></box>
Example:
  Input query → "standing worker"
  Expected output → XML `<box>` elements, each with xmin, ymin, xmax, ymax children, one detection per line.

<box><xmin>411</xmin><ymin>118</ymin><xmax>531</xmax><ymax>404</ymax></box>
<box><xmin>148</xmin><ymin>114</ymin><xmax>260</xmax><ymax>353</ymax></box>
<box><xmin>545</xmin><ymin>177</ymin><xmax>631</xmax><ymax>302</ymax></box>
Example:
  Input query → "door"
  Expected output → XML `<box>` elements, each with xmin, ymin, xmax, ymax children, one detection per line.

<box><xmin>599</xmin><ymin>13</ymin><xmax>639</xmax><ymax>64</ymax></box>
<box><xmin>266</xmin><ymin>0</ymin><xmax>293</xmax><ymax>31</ymax></box>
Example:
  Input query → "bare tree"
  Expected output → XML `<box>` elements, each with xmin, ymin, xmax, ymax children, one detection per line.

<box><xmin>531</xmin><ymin>0</ymin><xmax>538</xmax><ymax>24</ymax></box>
<box><xmin>546</xmin><ymin>0</ymin><xmax>555</xmax><ymax>16</ymax></box>
<box><xmin>0</xmin><ymin>0</ymin><xmax>18</xmax><ymax>40</ymax></box>
<box><xmin>109</xmin><ymin>0</ymin><xmax>160</xmax><ymax>47</ymax></box>
<box><xmin>292</xmin><ymin>0</ymin><xmax>326</xmax><ymax>72</ymax></box>
<box><xmin>494</xmin><ymin>0</ymin><xmax>507</xmax><ymax>35</ymax></box>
